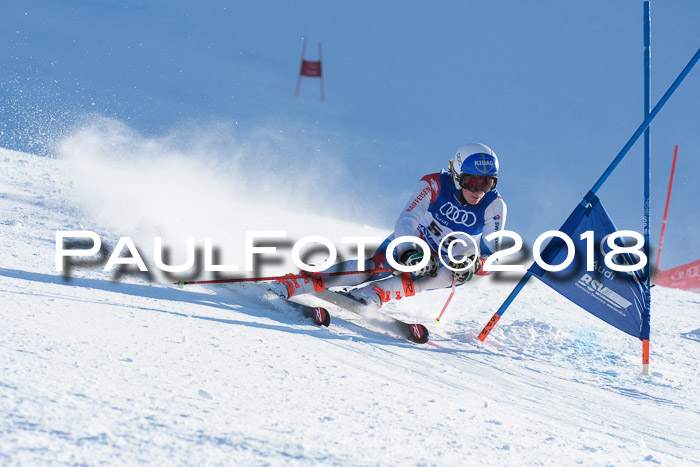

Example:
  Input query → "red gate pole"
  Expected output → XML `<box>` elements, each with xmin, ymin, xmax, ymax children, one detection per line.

<box><xmin>295</xmin><ymin>37</ymin><xmax>308</xmax><ymax>97</ymax></box>
<box><xmin>318</xmin><ymin>42</ymin><xmax>325</xmax><ymax>102</ymax></box>
<box><xmin>655</xmin><ymin>145</ymin><xmax>679</xmax><ymax>273</ymax></box>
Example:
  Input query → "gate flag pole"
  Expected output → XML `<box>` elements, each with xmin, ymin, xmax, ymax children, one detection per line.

<box><xmin>478</xmin><ymin>45</ymin><xmax>700</xmax><ymax>343</ymax></box>
<box><xmin>294</xmin><ymin>37</ymin><xmax>309</xmax><ymax>98</ymax></box>
<box><xmin>318</xmin><ymin>42</ymin><xmax>325</xmax><ymax>103</ymax></box>
<box><xmin>655</xmin><ymin>145</ymin><xmax>679</xmax><ymax>273</ymax></box>
<box><xmin>643</xmin><ymin>0</ymin><xmax>652</xmax><ymax>285</ymax></box>
<box><xmin>642</xmin><ymin>0</ymin><xmax>652</xmax><ymax>376</ymax></box>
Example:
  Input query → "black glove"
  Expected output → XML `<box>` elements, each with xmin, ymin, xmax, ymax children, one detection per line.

<box><xmin>449</xmin><ymin>255</ymin><xmax>478</xmax><ymax>283</ymax></box>
<box><xmin>399</xmin><ymin>249</ymin><xmax>439</xmax><ymax>277</ymax></box>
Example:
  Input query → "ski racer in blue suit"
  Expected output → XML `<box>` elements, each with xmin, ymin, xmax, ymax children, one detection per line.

<box><xmin>271</xmin><ymin>142</ymin><xmax>507</xmax><ymax>309</ymax></box>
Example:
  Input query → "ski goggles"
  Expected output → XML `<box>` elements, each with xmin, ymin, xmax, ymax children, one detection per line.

<box><xmin>459</xmin><ymin>174</ymin><xmax>498</xmax><ymax>193</ymax></box>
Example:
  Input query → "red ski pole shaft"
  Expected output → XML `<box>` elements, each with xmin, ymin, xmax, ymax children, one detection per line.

<box><xmin>175</xmin><ymin>267</ymin><xmax>395</xmax><ymax>286</ymax></box>
<box><xmin>434</xmin><ymin>279</ymin><xmax>457</xmax><ymax>323</ymax></box>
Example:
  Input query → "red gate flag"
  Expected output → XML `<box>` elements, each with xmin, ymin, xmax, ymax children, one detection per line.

<box><xmin>655</xmin><ymin>259</ymin><xmax>700</xmax><ymax>293</ymax></box>
<box><xmin>295</xmin><ymin>37</ymin><xmax>325</xmax><ymax>102</ymax></box>
<box><xmin>652</xmin><ymin>145</ymin><xmax>700</xmax><ymax>293</ymax></box>
<box><xmin>300</xmin><ymin>60</ymin><xmax>321</xmax><ymax>77</ymax></box>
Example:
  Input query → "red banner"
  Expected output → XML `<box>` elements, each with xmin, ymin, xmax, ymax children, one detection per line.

<box><xmin>655</xmin><ymin>258</ymin><xmax>700</xmax><ymax>292</ymax></box>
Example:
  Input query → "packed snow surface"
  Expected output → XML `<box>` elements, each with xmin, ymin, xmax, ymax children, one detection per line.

<box><xmin>1</xmin><ymin>148</ymin><xmax>699</xmax><ymax>465</ymax></box>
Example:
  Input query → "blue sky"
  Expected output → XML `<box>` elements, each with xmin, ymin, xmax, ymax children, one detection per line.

<box><xmin>2</xmin><ymin>0</ymin><xmax>699</xmax><ymax>270</ymax></box>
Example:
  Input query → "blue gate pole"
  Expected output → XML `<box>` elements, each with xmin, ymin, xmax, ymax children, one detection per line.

<box><xmin>479</xmin><ymin>45</ymin><xmax>700</xmax><ymax>342</ymax></box>
<box><xmin>642</xmin><ymin>0</ymin><xmax>652</xmax><ymax>375</ymax></box>
<box><xmin>644</xmin><ymin>0</ymin><xmax>651</xmax><ymax>287</ymax></box>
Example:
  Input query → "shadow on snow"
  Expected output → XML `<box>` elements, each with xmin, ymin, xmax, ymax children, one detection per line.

<box><xmin>0</xmin><ymin>267</ymin><xmax>486</xmax><ymax>354</ymax></box>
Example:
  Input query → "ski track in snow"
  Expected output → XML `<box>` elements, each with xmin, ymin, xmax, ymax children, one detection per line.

<box><xmin>1</xmin><ymin>149</ymin><xmax>699</xmax><ymax>465</ymax></box>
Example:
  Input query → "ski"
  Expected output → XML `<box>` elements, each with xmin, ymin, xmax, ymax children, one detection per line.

<box><xmin>288</xmin><ymin>300</ymin><xmax>331</xmax><ymax>327</ymax></box>
<box><xmin>261</xmin><ymin>281</ymin><xmax>331</xmax><ymax>327</ymax></box>
<box><xmin>264</xmin><ymin>291</ymin><xmax>331</xmax><ymax>327</ymax></box>
<box><xmin>312</xmin><ymin>290</ymin><xmax>429</xmax><ymax>344</ymax></box>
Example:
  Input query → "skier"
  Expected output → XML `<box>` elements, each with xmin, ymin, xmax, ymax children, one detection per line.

<box><xmin>270</xmin><ymin>142</ymin><xmax>507</xmax><ymax>309</ymax></box>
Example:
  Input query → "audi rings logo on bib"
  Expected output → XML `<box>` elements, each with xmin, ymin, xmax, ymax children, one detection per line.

<box><xmin>438</xmin><ymin>202</ymin><xmax>477</xmax><ymax>227</ymax></box>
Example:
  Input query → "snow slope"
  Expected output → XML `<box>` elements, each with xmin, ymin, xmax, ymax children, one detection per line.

<box><xmin>1</xmin><ymin>148</ymin><xmax>699</xmax><ymax>465</ymax></box>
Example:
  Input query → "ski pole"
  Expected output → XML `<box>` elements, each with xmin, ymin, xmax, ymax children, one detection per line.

<box><xmin>175</xmin><ymin>267</ymin><xmax>395</xmax><ymax>286</ymax></box>
<box><xmin>434</xmin><ymin>279</ymin><xmax>457</xmax><ymax>323</ymax></box>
